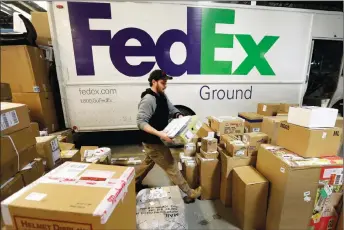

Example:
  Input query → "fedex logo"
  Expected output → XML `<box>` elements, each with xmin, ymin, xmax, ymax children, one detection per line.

<box><xmin>68</xmin><ymin>2</ymin><xmax>279</xmax><ymax>77</ymax></box>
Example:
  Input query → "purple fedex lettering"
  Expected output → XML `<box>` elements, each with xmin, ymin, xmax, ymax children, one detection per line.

<box><xmin>68</xmin><ymin>2</ymin><xmax>201</xmax><ymax>77</ymax></box>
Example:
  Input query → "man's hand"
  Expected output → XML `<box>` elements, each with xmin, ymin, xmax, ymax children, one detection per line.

<box><xmin>158</xmin><ymin>131</ymin><xmax>173</xmax><ymax>143</ymax></box>
<box><xmin>178</xmin><ymin>114</ymin><xmax>184</xmax><ymax>118</ymax></box>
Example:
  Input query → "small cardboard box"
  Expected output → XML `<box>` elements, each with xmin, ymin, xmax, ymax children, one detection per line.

<box><xmin>200</xmin><ymin>149</ymin><xmax>219</xmax><ymax>159</ymax></box>
<box><xmin>225</xmin><ymin>140</ymin><xmax>247</xmax><ymax>157</ymax></box>
<box><xmin>80</xmin><ymin>146</ymin><xmax>99</xmax><ymax>161</ymax></box>
<box><xmin>35</xmin><ymin>136</ymin><xmax>61</xmax><ymax>169</ymax></box>
<box><xmin>31</xmin><ymin>12</ymin><xmax>52</xmax><ymax>46</ymax></box>
<box><xmin>288</xmin><ymin>106</ymin><xmax>338</xmax><ymax>128</ymax></box>
<box><xmin>0</xmin><ymin>103</ymin><xmax>30</xmax><ymax>135</ymax></box>
<box><xmin>257</xmin><ymin>103</ymin><xmax>280</xmax><ymax>116</ymax></box>
<box><xmin>243</xmin><ymin>132</ymin><xmax>268</xmax><ymax>156</ymax></box>
<box><xmin>232</xmin><ymin>166</ymin><xmax>268</xmax><ymax>230</ymax></box>
<box><xmin>51</xmin><ymin>129</ymin><xmax>73</xmax><ymax>143</ymax></box>
<box><xmin>279</xmin><ymin>103</ymin><xmax>299</xmax><ymax>113</ymax></box>
<box><xmin>1</xmin><ymin>83</ymin><xmax>12</xmax><ymax>102</ymax></box>
<box><xmin>196</xmin><ymin>154</ymin><xmax>220</xmax><ymax>200</ymax></box>
<box><xmin>0</xmin><ymin>174</ymin><xmax>24</xmax><ymax>202</ymax></box>
<box><xmin>209</xmin><ymin>116</ymin><xmax>245</xmax><ymax>136</ymax></box>
<box><xmin>277</xmin><ymin>121</ymin><xmax>341</xmax><ymax>158</ymax></box>
<box><xmin>182</xmin><ymin>160</ymin><xmax>199</xmax><ymax>189</ymax></box>
<box><xmin>20</xmin><ymin>158</ymin><xmax>45</xmax><ymax>186</ymax></box>
<box><xmin>238</xmin><ymin>112</ymin><xmax>264</xmax><ymax>132</ymax></box>
<box><xmin>257</xmin><ymin>145</ymin><xmax>343</xmax><ymax>230</ymax></box>
<box><xmin>59</xmin><ymin>142</ymin><xmax>75</xmax><ymax>151</ymax></box>
<box><xmin>60</xmin><ymin>150</ymin><xmax>81</xmax><ymax>163</ymax></box>
<box><xmin>261</xmin><ymin>116</ymin><xmax>288</xmax><ymax>144</ymax></box>
<box><xmin>220</xmin><ymin>134</ymin><xmax>241</xmax><ymax>145</ymax></box>
<box><xmin>335</xmin><ymin>117</ymin><xmax>343</xmax><ymax>129</ymax></box>
<box><xmin>201</xmin><ymin>137</ymin><xmax>218</xmax><ymax>153</ymax></box>
<box><xmin>184</xmin><ymin>142</ymin><xmax>197</xmax><ymax>157</ymax></box>
<box><xmin>1</xmin><ymin>162</ymin><xmax>136</xmax><ymax>230</ymax></box>
<box><xmin>219</xmin><ymin>147</ymin><xmax>256</xmax><ymax>207</ymax></box>
<box><xmin>196</xmin><ymin>123</ymin><xmax>214</xmax><ymax>138</ymax></box>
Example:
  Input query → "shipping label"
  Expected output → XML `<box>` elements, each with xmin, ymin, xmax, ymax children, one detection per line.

<box><xmin>1</xmin><ymin>110</ymin><xmax>19</xmax><ymax>131</ymax></box>
<box><xmin>14</xmin><ymin>216</ymin><xmax>91</xmax><ymax>230</ymax></box>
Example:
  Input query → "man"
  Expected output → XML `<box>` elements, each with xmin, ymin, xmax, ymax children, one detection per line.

<box><xmin>136</xmin><ymin>69</ymin><xmax>202</xmax><ymax>201</ymax></box>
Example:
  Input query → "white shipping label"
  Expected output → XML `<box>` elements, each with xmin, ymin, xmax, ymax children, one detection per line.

<box><xmin>280</xmin><ymin>167</ymin><xmax>285</xmax><ymax>173</ymax></box>
<box><xmin>79</xmin><ymin>170</ymin><xmax>115</xmax><ymax>181</ymax></box>
<box><xmin>322</xmin><ymin>132</ymin><xmax>327</xmax><ymax>139</ymax></box>
<box><xmin>322</xmin><ymin>167</ymin><xmax>343</xmax><ymax>179</ymax></box>
<box><xmin>64</xmin><ymin>150</ymin><xmax>77</xmax><ymax>157</ymax></box>
<box><xmin>236</xmin><ymin>150</ymin><xmax>245</xmax><ymax>156</ymax></box>
<box><xmin>1</xmin><ymin>110</ymin><xmax>19</xmax><ymax>131</ymax></box>
<box><xmin>52</xmin><ymin>149</ymin><xmax>60</xmax><ymax>163</ymax></box>
<box><xmin>25</xmin><ymin>192</ymin><xmax>47</xmax><ymax>201</ymax></box>
<box><xmin>253</xmin><ymin>128</ymin><xmax>260</xmax><ymax>132</ymax></box>
<box><xmin>263</xmin><ymin>105</ymin><xmax>267</xmax><ymax>112</ymax></box>
<box><xmin>324</xmin><ymin>184</ymin><xmax>333</xmax><ymax>196</ymax></box>
<box><xmin>50</xmin><ymin>139</ymin><xmax>59</xmax><ymax>152</ymax></box>
<box><xmin>207</xmin><ymin>132</ymin><xmax>215</xmax><ymax>138</ymax></box>
<box><xmin>33</xmin><ymin>86</ymin><xmax>40</xmax><ymax>92</ymax></box>
<box><xmin>52</xmin><ymin>162</ymin><xmax>88</xmax><ymax>179</ymax></box>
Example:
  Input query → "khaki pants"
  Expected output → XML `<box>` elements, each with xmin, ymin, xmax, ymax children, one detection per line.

<box><xmin>135</xmin><ymin>143</ymin><xmax>192</xmax><ymax>194</ymax></box>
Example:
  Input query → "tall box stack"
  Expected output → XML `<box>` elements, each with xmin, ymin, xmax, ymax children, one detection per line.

<box><xmin>1</xmin><ymin>45</ymin><xmax>58</xmax><ymax>133</ymax></box>
<box><xmin>238</xmin><ymin>112</ymin><xmax>264</xmax><ymax>132</ymax></box>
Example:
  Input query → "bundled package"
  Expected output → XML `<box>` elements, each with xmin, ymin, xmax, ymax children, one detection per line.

<box><xmin>83</xmin><ymin>147</ymin><xmax>112</xmax><ymax>164</ymax></box>
<box><xmin>163</xmin><ymin>116</ymin><xmax>201</xmax><ymax>144</ymax></box>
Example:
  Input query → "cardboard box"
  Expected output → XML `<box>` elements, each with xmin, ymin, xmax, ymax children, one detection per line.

<box><xmin>60</xmin><ymin>150</ymin><xmax>81</xmax><ymax>163</ymax></box>
<box><xmin>243</xmin><ymin>132</ymin><xmax>268</xmax><ymax>156</ymax></box>
<box><xmin>1</xmin><ymin>83</ymin><xmax>12</xmax><ymax>102</ymax></box>
<box><xmin>35</xmin><ymin>136</ymin><xmax>61</xmax><ymax>169</ymax></box>
<box><xmin>1</xmin><ymin>45</ymin><xmax>50</xmax><ymax>93</ymax></box>
<box><xmin>51</xmin><ymin>129</ymin><xmax>73</xmax><ymax>143</ymax></box>
<box><xmin>196</xmin><ymin>123</ymin><xmax>214</xmax><ymax>138</ymax></box>
<box><xmin>31</xmin><ymin>12</ymin><xmax>52</xmax><ymax>46</ymax></box>
<box><xmin>279</xmin><ymin>103</ymin><xmax>299</xmax><ymax>113</ymax></box>
<box><xmin>12</xmin><ymin>92</ymin><xmax>58</xmax><ymax>133</ymax></box>
<box><xmin>201</xmin><ymin>137</ymin><xmax>218</xmax><ymax>153</ymax></box>
<box><xmin>257</xmin><ymin>103</ymin><xmax>280</xmax><ymax>116</ymax></box>
<box><xmin>277</xmin><ymin>121</ymin><xmax>341</xmax><ymax>158</ymax></box>
<box><xmin>238</xmin><ymin>112</ymin><xmax>264</xmax><ymax>132</ymax></box>
<box><xmin>335</xmin><ymin>117</ymin><xmax>343</xmax><ymax>129</ymax></box>
<box><xmin>136</xmin><ymin>186</ymin><xmax>186</xmax><ymax>229</ymax></box>
<box><xmin>220</xmin><ymin>134</ymin><xmax>241</xmax><ymax>145</ymax></box>
<box><xmin>200</xmin><ymin>149</ymin><xmax>219</xmax><ymax>159</ymax></box>
<box><xmin>232</xmin><ymin>166</ymin><xmax>268</xmax><ymax>230</ymax></box>
<box><xmin>219</xmin><ymin>147</ymin><xmax>256</xmax><ymax>207</ymax></box>
<box><xmin>1</xmin><ymin>103</ymin><xmax>30</xmax><ymax>135</ymax></box>
<box><xmin>337</xmin><ymin>210</ymin><xmax>343</xmax><ymax>230</ymax></box>
<box><xmin>225</xmin><ymin>140</ymin><xmax>247</xmax><ymax>157</ymax></box>
<box><xmin>111</xmin><ymin>157</ymin><xmax>142</xmax><ymax>166</ymax></box>
<box><xmin>30</xmin><ymin>122</ymin><xmax>40</xmax><ymax>137</ymax></box>
<box><xmin>59</xmin><ymin>142</ymin><xmax>75</xmax><ymax>151</ymax></box>
<box><xmin>288</xmin><ymin>106</ymin><xmax>338</xmax><ymax>128</ymax></box>
<box><xmin>20</xmin><ymin>158</ymin><xmax>45</xmax><ymax>186</ymax></box>
<box><xmin>256</xmin><ymin>145</ymin><xmax>343</xmax><ymax>230</ymax></box>
<box><xmin>0</xmin><ymin>174</ymin><xmax>24</xmax><ymax>202</ymax></box>
<box><xmin>1</xmin><ymin>162</ymin><xmax>136</xmax><ymax>230</ymax></box>
<box><xmin>80</xmin><ymin>146</ymin><xmax>99</xmax><ymax>162</ymax></box>
<box><xmin>261</xmin><ymin>116</ymin><xmax>287</xmax><ymax>144</ymax></box>
<box><xmin>196</xmin><ymin>142</ymin><xmax>201</xmax><ymax>153</ymax></box>
<box><xmin>184</xmin><ymin>142</ymin><xmax>196</xmax><ymax>157</ymax></box>
<box><xmin>209</xmin><ymin>116</ymin><xmax>245</xmax><ymax>136</ymax></box>
<box><xmin>182</xmin><ymin>160</ymin><xmax>199</xmax><ymax>189</ymax></box>
<box><xmin>196</xmin><ymin>154</ymin><xmax>220</xmax><ymax>200</ymax></box>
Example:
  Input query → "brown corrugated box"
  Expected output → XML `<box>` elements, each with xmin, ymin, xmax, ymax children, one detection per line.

<box><xmin>59</xmin><ymin>142</ymin><xmax>75</xmax><ymax>151</ymax></box>
<box><xmin>232</xmin><ymin>166</ymin><xmax>268</xmax><ymax>230</ymax></box>
<box><xmin>182</xmin><ymin>160</ymin><xmax>199</xmax><ymax>189</ymax></box>
<box><xmin>0</xmin><ymin>174</ymin><xmax>24</xmax><ymax>202</ymax></box>
<box><xmin>12</xmin><ymin>92</ymin><xmax>58</xmax><ymax>133</ymax></box>
<box><xmin>278</xmin><ymin>103</ymin><xmax>299</xmax><ymax>113</ymax></box>
<box><xmin>238</xmin><ymin>112</ymin><xmax>264</xmax><ymax>132</ymax></box>
<box><xmin>80</xmin><ymin>146</ymin><xmax>99</xmax><ymax>162</ymax></box>
<box><xmin>243</xmin><ymin>132</ymin><xmax>268</xmax><ymax>156</ymax></box>
<box><xmin>0</xmin><ymin>103</ymin><xmax>30</xmax><ymax>136</ymax></box>
<box><xmin>201</xmin><ymin>137</ymin><xmax>217</xmax><ymax>153</ymax></box>
<box><xmin>1</xmin><ymin>83</ymin><xmax>12</xmax><ymax>102</ymax></box>
<box><xmin>196</xmin><ymin>123</ymin><xmax>214</xmax><ymax>138</ymax></box>
<box><xmin>51</xmin><ymin>129</ymin><xmax>73</xmax><ymax>143</ymax></box>
<box><xmin>209</xmin><ymin>116</ymin><xmax>245</xmax><ymax>136</ymax></box>
<box><xmin>20</xmin><ymin>158</ymin><xmax>45</xmax><ymax>186</ymax></box>
<box><xmin>277</xmin><ymin>121</ymin><xmax>341</xmax><ymax>158</ymax></box>
<box><xmin>200</xmin><ymin>149</ymin><xmax>219</xmax><ymax>159</ymax></box>
<box><xmin>36</xmin><ymin>136</ymin><xmax>61</xmax><ymax>170</ymax></box>
<box><xmin>218</xmin><ymin>147</ymin><xmax>256</xmax><ymax>207</ymax></box>
<box><xmin>196</xmin><ymin>153</ymin><xmax>220</xmax><ymax>200</ymax></box>
<box><xmin>261</xmin><ymin>116</ymin><xmax>287</xmax><ymax>144</ymax></box>
<box><xmin>1</xmin><ymin>162</ymin><xmax>136</xmax><ymax>230</ymax></box>
<box><xmin>256</xmin><ymin>144</ymin><xmax>343</xmax><ymax>230</ymax></box>
<box><xmin>224</xmin><ymin>140</ymin><xmax>247</xmax><ymax>157</ymax></box>
<box><xmin>257</xmin><ymin>103</ymin><xmax>280</xmax><ymax>116</ymax></box>
<box><xmin>60</xmin><ymin>150</ymin><xmax>81</xmax><ymax>163</ymax></box>
<box><xmin>31</xmin><ymin>12</ymin><xmax>52</xmax><ymax>46</ymax></box>
<box><xmin>336</xmin><ymin>117</ymin><xmax>343</xmax><ymax>128</ymax></box>
<box><xmin>337</xmin><ymin>209</ymin><xmax>343</xmax><ymax>230</ymax></box>
<box><xmin>1</xmin><ymin>45</ymin><xmax>50</xmax><ymax>93</ymax></box>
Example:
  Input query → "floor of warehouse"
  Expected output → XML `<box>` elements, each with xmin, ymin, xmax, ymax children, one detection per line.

<box><xmin>74</xmin><ymin>131</ymin><xmax>239</xmax><ymax>229</ymax></box>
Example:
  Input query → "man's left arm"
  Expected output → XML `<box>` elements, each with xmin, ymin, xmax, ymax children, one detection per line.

<box><xmin>166</xmin><ymin>96</ymin><xmax>183</xmax><ymax>118</ymax></box>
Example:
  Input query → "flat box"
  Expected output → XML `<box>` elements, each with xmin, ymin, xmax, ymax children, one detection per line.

<box><xmin>277</xmin><ymin>121</ymin><xmax>341</xmax><ymax>158</ymax></box>
<box><xmin>182</xmin><ymin>160</ymin><xmax>199</xmax><ymax>189</ymax></box>
<box><xmin>279</xmin><ymin>103</ymin><xmax>299</xmax><ymax>113</ymax></box>
<box><xmin>225</xmin><ymin>140</ymin><xmax>247</xmax><ymax>157</ymax></box>
<box><xmin>59</xmin><ymin>142</ymin><xmax>75</xmax><ymax>151</ymax></box>
<box><xmin>0</xmin><ymin>174</ymin><xmax>24</xmax><ymax>202</ymax></box>
<box><xmin>261</xmin><ymin>116</ymin><xmax>288</xmax><ymax>144</ymax></box>
<box><xmin>1</xmin><ymin>103</ymin><xmax>30</xmax><ymax>136</ymax></box>
<box><xmin>219</xmin><ymin>147</ymin><xmax>256</xmax><ymax>207</ymax></box>
<box><xmin>288</xmin><ymin>106</ymin><xmax>338</xmax><ymax>128</ymax></box>
<box><xmin>60</xmin><ymin>150</ymin><xmax>81</xmax><ymax>163</ymax></box>
<box><xmin>232</xmin><ymin>166</ymin><xmax>268</xmax><ymax>230</ymax></box>
<box><xmin>0</xmin><ymin>45</ymin><xmax>50</xmax><ymax>93</ymax></box>
<box><xmin>200</xmin><ymin>149</ymin><xmax>219</xmax><ymax>159</ymax></box>
<box><xmin>12</xmin><ymin>92</ymin><xmax>58</xmax><ymax>133</ymax></box>
<box><xmin>35</xmin><ymin>136</ymin><xmax>61</xmax><ymax>170</ymax></box>
<box><xmin>1</xmin><ymin>162</ymin><xmax>136</xmax><ymax>230</ymax></box>
<box><xmin>1</xmin><ymin>83</ymin><xmax>12</xmax><ymax>102</ymax></box>
<box><xmin>257</xmin><ymin>103</ymin><xmax>280</xmax><ymax>116</ymax></box>
<box><xmin>20</xmin><ymin>158</ymin><xmax>45</xmax><ymax>186</ymax></box>
<box><xmin>243</xmin><ymin>132</ymin><xmax>268</xmax><ymax>156</ymax></box>
<box><xmin>196</xmin><ymin>123</ymin><xmax>214</xmax><ymax>138</ymax></box>
<box><xmin>256</xmin><ymin>145</ymin><xmax>343</xmax><ymax>230</ymax></box>
<box><xmin>31</xmin><ymin>12</ymin><xmax>52</xmax><ymax>46</ymax></box>
<box><xmin>209</xmin><ymin>116</ymin><xmax>245</xmax><ymax>136</ymax></box>
<box><xmin>196</xmin><ymin>154</ymin><xmax>220</xmax><ymax>200</ymax></box>
<box><xmin>238</xmin><ymin>112</ymin><xmax>264</xmax><ymax>132</ymax></box>
<box><xmin>201</xmin><ymin>137</ymin><xmax>218</xmax><ymax>153</ymax></box>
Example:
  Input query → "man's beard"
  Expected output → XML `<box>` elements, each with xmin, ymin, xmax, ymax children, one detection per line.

<box><xmin>157</xmin><ymin>86</ymin><xmax>165</xmax><ymax>94</ymax></box>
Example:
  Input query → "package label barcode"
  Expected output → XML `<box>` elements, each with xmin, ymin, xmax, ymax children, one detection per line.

<box><xmin>1</xmin><ymin>110</ymin><xmax>19</xmax><ymax>131</ymax></box>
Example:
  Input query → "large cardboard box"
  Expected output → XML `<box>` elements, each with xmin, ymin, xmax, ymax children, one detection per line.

<box><xmin>31</xmin><ymin>12</ymin><xmax>52</xmax><ymax>46</ymax></box>
<box><xmin>257</xmin><ymin>103</ymin><xmax>280</xmax><ymax>116</ymax></box>
<box><xmin>238</xmin><ymin>112</ymin><xmax>264</xmax><ymax>132</ymax></box>
<box><xmin>0</xmin><ymin>174</ymin><xmax>24</xmax><ymax>202</ymax></box>
<box><xmin>1</xmin><ymin>162</ymin><xmax>136</xmax><ymax>230</ymax></box>
<box><xmin>35</xmin><ymin>136</ymin><xmax>61</xmax><ymax>169</ymax></box>
<box><xmin>277</xmin><ymin>121</ymin><xmax>341</xmax><ymax>158</ymax></box>
<box><xmin>279</xmin><ymin>103</ymin><xmax>299</xmax><ymax>113</ymax></box>
<box><xmin>20</xmin><ymin>158</ymin><xmax>45</xmax><ymax>186</ymax></box>
<box><xmin>256</xmin><ymin>145</ymin><xmax>343</xmax><ymax>230</ymax></box>
<box><xmin>1</xmin><ymin>83</ymin><xmax>12</xmax><ymax>102</ymax></box>
<box><xmin>1</xmin><ymin>46</ymin><xmax>50</xmax><ymax>93</ymax></box>
<box><xmin>209</xmin><ymin>116</ymin><xmax>245</xmax><ymax>136</ymax></box>
<box><xmin>288</xmin><ymin>106</ymin><xmax>338</xmax><ymax>128</ymax></box>
<box><xmin>243</xmin><ymin>132</ymin><xmax>268</xmax><ymax>156</ymax></box>
<box><xmin>196</xmin><ymin>123</ymin><xmax>214</xmax><ymax>138</ymax></box>
<box><xmin>219</xmin><ymin>147</ymin><xmax>256</xmax><ymax>207</ymax></box>
<box><xmin>232</xmin><ymin>166</ymin><xmax>268</xmax><ymax>230</ymax></box>
<box><xmin>261</xmin><ymin>116</ymin><xmax>288</xmax><ymax>144</ymax></box>
<box><xmin>1</xmin><ymin>103</ymin><xmax>30</xmax><ymax>136</ymax></box>
<box><xmin>181</xmin><ymin>160</ymin><xmax>199</xmax><ymax>189</ymax></box>
<box><xmin>12</xmin><ymin>92</ymin><xmax>58</xmax><ymax>133</ymax></box>
<box><xmin>196</xmin><ymin>154</ymin><xmax>220</xmax><ymax>200</ymax></box>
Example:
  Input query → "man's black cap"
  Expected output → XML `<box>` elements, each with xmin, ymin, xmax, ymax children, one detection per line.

<box><xmin>148</xmin><ymin>69</ymin><xmax>172</xmax><ymax>83</ymax></box>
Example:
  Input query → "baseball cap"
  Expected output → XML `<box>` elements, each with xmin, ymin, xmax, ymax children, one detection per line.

<box><xmin>148</xmin><ymin>69</ymin><xmax>172</xmax><ymax>83</ymax></box>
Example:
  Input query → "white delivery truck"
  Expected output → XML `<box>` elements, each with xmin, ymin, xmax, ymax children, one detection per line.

<box><xmin>48</xmin><ymin>1</ymin><xmax>343</xmax><ymax>132</ymax></box>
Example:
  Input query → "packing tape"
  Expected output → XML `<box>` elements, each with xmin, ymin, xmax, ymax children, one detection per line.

<box><xmin>3</xmin><ymin>135</ymin><xmax>20</xmax><ymax>171</ymax></box>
